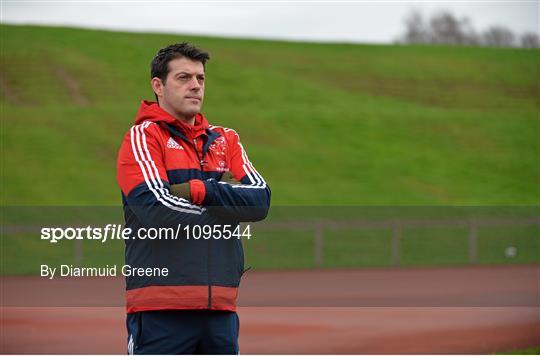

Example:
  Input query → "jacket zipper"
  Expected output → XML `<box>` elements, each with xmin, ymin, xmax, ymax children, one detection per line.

<box><xmin>191</xmin><ymin>137</ymin><xmax>212</xmax><ymax>309</ymax></box>
<box><xmin>166</xmin><ymin>123</ymin><xmax>215</xmax><ymax>310</ymax></box>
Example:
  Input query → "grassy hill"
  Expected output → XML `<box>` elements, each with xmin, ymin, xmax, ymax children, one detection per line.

<box><xmin>1</xmin><ymin>24</ymin><xmax>538</xmax><ymax>206</ymax></box>
<box><xmin>1</xmin><ymin>25</ymin><xmax>538</xmax><ymax>274</ymax></box>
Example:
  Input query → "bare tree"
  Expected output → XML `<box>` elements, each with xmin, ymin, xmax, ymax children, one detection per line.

<box><xmin>520</xmin><ymin>32</ymin><xmax>540</xmax><ymax>48</ymax></box>
<box><xmin>428</xmin><ymin>12</ymin><xmax>460</xmax><ymax>44</ymax></box>
<box><xmin>397</xmin><ymin>9</ymin><xmax>533</xmax><ymax>48</ymax></box>
<box><xmin>428</xmin><ymin>11</ymin><xmax>478</xmax><ymax>45</ymax></box>
<box><xmin>482</xmin><ymin>26</ymin><xmax>516</xmax><ymax>47</ymax></box>
<box><xmin>458</xmin><ymin>17</ymin><xmax>481</xmax><ymax>45</ymax></box>
<box><xmin>401</xmin><ymin>10</ymin><xmax>428</xmax><ymax>44</ymax></box>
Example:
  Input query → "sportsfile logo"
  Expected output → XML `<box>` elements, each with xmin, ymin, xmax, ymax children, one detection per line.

<box><xmin>40</xmin><ymin>224</ymin><xmax>252</xmax><ymax>243</ymax></box>
<box><xmin>41</xmin><ymin>224</ymin><xmax>132</xmax><ymax>243</ymax></box>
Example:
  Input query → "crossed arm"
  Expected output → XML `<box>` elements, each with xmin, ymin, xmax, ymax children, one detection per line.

<box><xmin>117</xmin><ymin>123</ymin><xmax>270</xmax><ymax>224</ymax></box>
<box><xmin>169</xmin><ymin>172</ymin><xmax>240</xmax><ymax>200</ymax></box>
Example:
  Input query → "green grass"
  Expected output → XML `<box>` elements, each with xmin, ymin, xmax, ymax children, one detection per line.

<box><xmin>1</xmin><ymin>24</ymin><xmax>538</xmax><ymax>205</ymax></box>
<box><xmin>497</xmin><ymin>346</ymin><xmax>540</xmax><ymax>355</ymax></box>
<box><xmin>322</xmin><ymin>229</ymin><xmax>395</xmax><ymax>268</ymax></box>
<box><xmin>1</xmin><ymin>25</ymin><xmax>539</xmax><ymax>274</ymax></box>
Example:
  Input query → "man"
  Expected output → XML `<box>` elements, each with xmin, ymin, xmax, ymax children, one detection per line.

<box><xmin>116</xmin><ymin>42</ymin><xmax>271</xmax><ymax>354</ymax></box>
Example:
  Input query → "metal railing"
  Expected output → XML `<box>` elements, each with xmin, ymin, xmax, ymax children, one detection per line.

<box><xmin>3</xmin><ymin>216</ymin><xmax>539</xmax><ymax>268</ymax></box>
<box><xmin>253</xmin><ymin>216</ymin><xmax>540</xmax><ymax>267</ymax></box>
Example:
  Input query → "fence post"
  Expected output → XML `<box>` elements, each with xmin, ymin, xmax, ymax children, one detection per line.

<box><xmin>314</xmin><ymin>224</ymin><xmax>323</xmax><ymax>268</ymax></box>
<box><xmin>468</xmin><ymin>222</ymin><xmax>477</xmax><ymax>264</ymax></box>
<box><xmin>392</xmin><ymin>221</ymin><xmax>401</xmax><ymax>266</ymax></box>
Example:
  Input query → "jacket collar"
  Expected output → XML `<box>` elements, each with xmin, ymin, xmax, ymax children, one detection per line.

<box><xmin>134</xmin><ymin>100</ymin><xmax>211</xmax><ymax>139</ymax></box>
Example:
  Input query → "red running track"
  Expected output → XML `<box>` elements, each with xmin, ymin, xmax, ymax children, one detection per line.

<box><xmin>1</xmin><ymin>265</ymin><xmax>539</xmax><ymax>354</ymax></box>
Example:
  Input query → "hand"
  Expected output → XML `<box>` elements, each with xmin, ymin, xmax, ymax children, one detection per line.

<box><xmin>169</xmin><ymin>183</ymin><xmax>190</xmax><ymax>200</ymax></box>
<box><xmin>221</xmin><ymin>171</ymin><xmax>240</xmax><ymax>185</ymax></box>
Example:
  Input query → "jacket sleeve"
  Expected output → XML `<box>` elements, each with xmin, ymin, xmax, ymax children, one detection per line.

<box><xmin>200</xmin><ymin>130</ymin><xmax>271</xmax><ymax>222</ymax></box>
<box><xmin>117</xmin><ymin>121</ymin><xmax>218</xmax><ymax>228</ymax></box>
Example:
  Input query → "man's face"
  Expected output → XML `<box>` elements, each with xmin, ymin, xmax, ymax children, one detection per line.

<box><xmin>153</xmin><ymin>57</ymin><xmax>205</xmax><ymax>121</ymax></box>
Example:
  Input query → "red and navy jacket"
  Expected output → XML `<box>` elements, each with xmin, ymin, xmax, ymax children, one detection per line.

<box><xmin>116</xmin><ymin>101</ymin><xmax>271</xmax><ymax>314</ymax></box>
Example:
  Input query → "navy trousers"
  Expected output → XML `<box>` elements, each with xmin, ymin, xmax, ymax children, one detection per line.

<box><xmin>126</xmin><ymin>310</ymin><xmax>239</xmax><ymax>355</ymax></box>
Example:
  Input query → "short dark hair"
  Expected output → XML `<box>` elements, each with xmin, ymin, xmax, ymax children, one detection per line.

<box><xmin>150</xmin><ymin>42</ymin><xmax>210</xmax><ymax>83</ymax></box>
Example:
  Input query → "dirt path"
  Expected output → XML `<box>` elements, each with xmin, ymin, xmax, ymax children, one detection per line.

<box><xmin>52</xmin><ymin>65</ymin><xmax>89</xmax><ymax>106</ymax></box>
<box><xmin>1</xmin><ymin>265</ymin><xmax>539</xmax><ymax>354</ymax></box>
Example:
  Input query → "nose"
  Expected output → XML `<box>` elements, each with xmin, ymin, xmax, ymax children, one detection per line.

<box><xmin>189</xmin><ymin>77</ymin><xmax>202</xmax><ymax>91</ymax></box>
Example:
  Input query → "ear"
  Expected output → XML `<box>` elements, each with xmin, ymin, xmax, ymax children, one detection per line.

<box><xmin>151</xmin><ymin>77</ymin><xmax>163</xmax><ymax>98</ymax></box>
